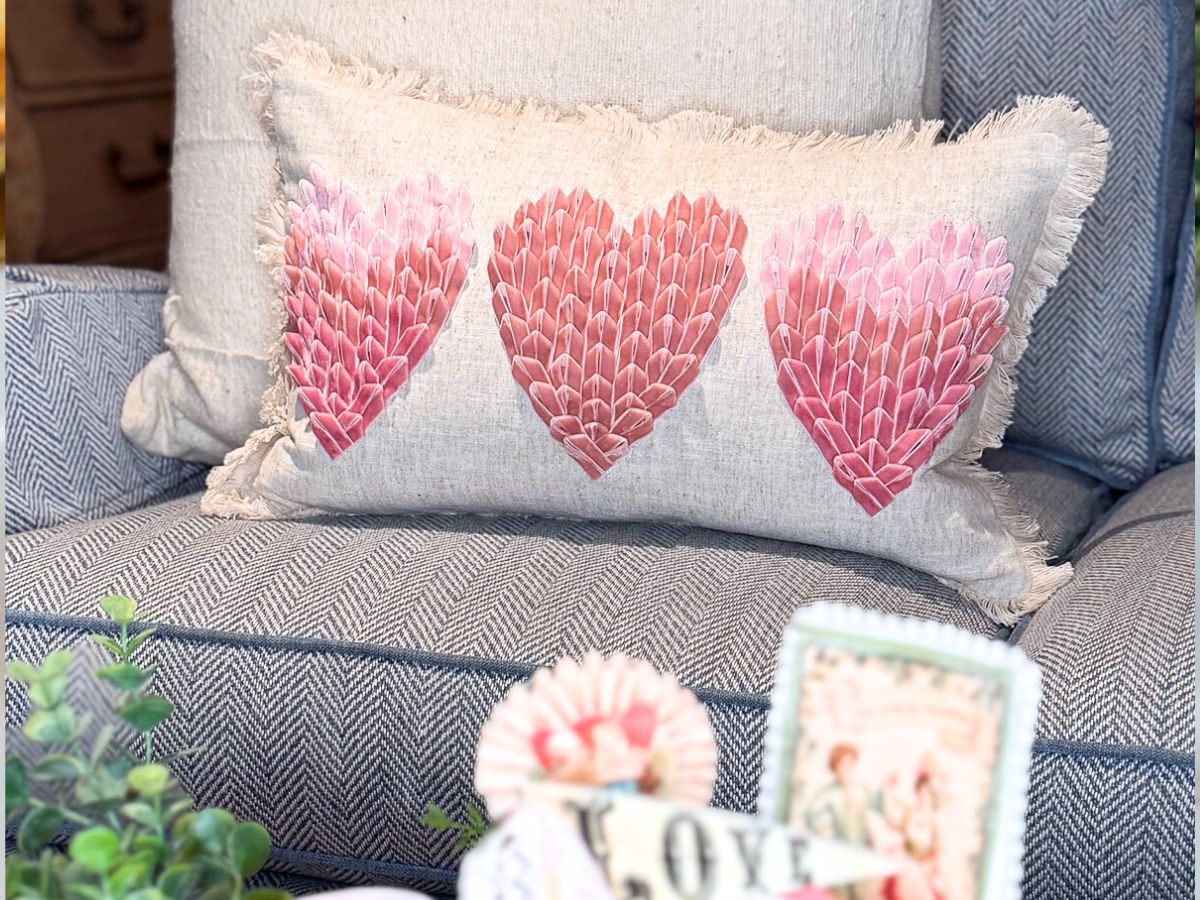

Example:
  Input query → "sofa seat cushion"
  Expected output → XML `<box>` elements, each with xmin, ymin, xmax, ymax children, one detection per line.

<box><xmin>1016</xmin><ymin>463</ymin><xmax>1195</xmax><ymax>900</ymax></box>
<box><xmin>5</xmin><ymin>450</ymin><xmax>1106</xmax><ymax>891</ymax></box>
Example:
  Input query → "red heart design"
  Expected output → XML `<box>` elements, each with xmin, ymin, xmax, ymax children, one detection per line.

<box><xmin>281</xmin><ymin>165</ymin><xmax>474</xmax><ymax>458</ymax></box>
<box><xmin>761</xmin><ymin>204</ymin><xmax>1012</xmax><ymax>515</ymax></box>
<box><xmin>489</xmin><ymin>188</ymin><xmax>747</xmax><ymax>477</ymax></box>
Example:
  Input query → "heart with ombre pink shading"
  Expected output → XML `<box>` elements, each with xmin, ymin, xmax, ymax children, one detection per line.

<box><xmin>760</xmin><ymin>204</ymin><xmax>1012</xmax><ymax>515</ymax></box>
<box><xmin>281</xmin><ymin>164</ymin><xmax>474</xmax><ymax>459</ymax></box>
<box><xmin>489</xmin><ymin>188</ymin><xmax>746</xmax><ymax>478</ymax></box>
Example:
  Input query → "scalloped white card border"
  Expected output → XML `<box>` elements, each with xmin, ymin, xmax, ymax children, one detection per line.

<box><xmin>757</xmin><ymin>603</ymin><xmax>1041</xmax><ymax>900</ymax></box>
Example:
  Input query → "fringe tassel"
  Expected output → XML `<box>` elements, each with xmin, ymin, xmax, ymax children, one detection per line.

<box><xmin>942</xmin><ymin>95</ymin><xmax>1109</xmax><ymax>624</ymax></box>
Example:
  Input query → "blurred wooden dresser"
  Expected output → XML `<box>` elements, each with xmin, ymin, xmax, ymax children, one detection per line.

<box><xmin>8</xmin><ymin>0</ymin><xmax>173</xmax><ymax>269</ymax></box>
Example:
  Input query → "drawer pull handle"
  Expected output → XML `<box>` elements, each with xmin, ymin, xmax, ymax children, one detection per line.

<box><xmin>73</xmin><ymin>0</ymin><xmax>147</xmax><ymax>46</ymax></box>
<box><xmin>106</xmin><ymin>137</ymin><xmax>171</xmax><ymax>190</ymax></box>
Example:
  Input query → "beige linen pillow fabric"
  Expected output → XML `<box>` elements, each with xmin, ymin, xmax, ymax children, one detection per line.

<box><xmin>204</xmin><ymin>37</ymin><xmax>1107</xmax><ymax>623</ymax></box>
<box><xmin>120</xmin><ymin>0</ymin><xmax>942</xmax><ymax>464</ymax></box>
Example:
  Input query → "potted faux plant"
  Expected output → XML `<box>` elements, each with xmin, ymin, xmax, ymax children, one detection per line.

<box><xmin>5</xmin><ymin>596</ymin><xmax>282</xmax><ymax>900</ymax></box>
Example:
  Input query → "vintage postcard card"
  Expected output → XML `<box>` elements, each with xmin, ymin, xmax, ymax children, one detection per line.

<box><xmin>759</xmin><ymin>603</ymin><xmax>1041</xmax><ymax>900</ymax></box>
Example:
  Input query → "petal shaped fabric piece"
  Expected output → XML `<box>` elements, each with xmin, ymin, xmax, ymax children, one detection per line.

<box><xmin>282</xmin><ymin>164</ymin><xmax>474</xmax><ymax>458</ymax></box>
<box><xmin>761</xmin><ymin>203</ymin><xmax>1013</xmax><ymax>515</ymax></box>
<box><xmin>489</xmin><ymin>188</ymin><xmax>747</xmax><ymax>477</ymax></box>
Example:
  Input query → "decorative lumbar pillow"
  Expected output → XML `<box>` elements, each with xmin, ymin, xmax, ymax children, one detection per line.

<box><xmin>203</xmin><ymin>36</ymin><xmax>1108</xmax><ymax>623</ymax></box>
<box><xmin>119</xmin><ymin>0</ymin><xmax>943</xmax><ymax>464</ymax></box>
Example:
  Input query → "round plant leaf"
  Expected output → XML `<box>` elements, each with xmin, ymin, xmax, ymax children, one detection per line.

<box><xmin>89</xmin><ymin>635</ymin><xmax>125</xmax><ymax>658</ymax></box>
<box><xmin>120</xmin><ymin>802</ymin><xmax>159</xmax><ymax>827</ymax></box>
<box><xmin>119</xmin><ymin>696</ymin><xmax>174</xmax><ymax>731</ymax></box>
<box><xmin>228</xmin><ymin>821</ymin><xmax>272</xmax><ymax>877</ymax></box>
<box><xmin>110</xmin><ymin>857</ymin><xmax>154</xmax><ymax>895</ymax></box>
<box><xmin>6</xmin><ymin>758</ymin><xmax>29</xmax><ymax>814</ymax></box>
<box><xmin>188</xmin><ymin>808</ymin><xmax>236</xmax><ymax>855</ymax></box>
<box><xmin>32</xmin><ymin>753</ymin><xmax>86</xmax><ymax>781</ymax></box>
<box><xmin>244</xmin><ymin>890</ymin><xmax>292</xmax><ymax>900</ymax></box>
<box><xmin>157</xmin><ymin>863</ymin><xmax>201</xmax><ymax>897</ymax></box>
<box><xmin>23</xmin><ymin>706</ymin><xmax>77</xmax><ymax>743</ymax></box>
<box><xmin>7</xmin><ymin>660</ymin><xmax>37</xmax><ymax>684</ymax></box>
<box><xmin>28</xmin><ymin>673</ymin><xmax>68</xmax><ymax>708</ymax></box>
<box><xmin>99</xmin><ymin>595</ymin><xmax>138</xmax><ymax>624</ymax></box>
<box><xmin>69</xmin><ymin>826</ymin><xmax>122</xmax><ymax>874</ymax></box>
<box><xmin>97</xmin><ymin>663</ymin><xmax>152</xmax><ymax>692</ymax></box>
<box><xmin>16</xmin><ymin>804</ymin><xmax>62</xmax><ymax>854</ymax></box>
<box><xmin>128</xmin><ymin>763</ymin><xmax>171</xmax><ymax>797</ymax></box>
<box><xmin>39</xmin><ymin>650</ymin><xmax>75</xmax><ymax>677</ymax></box>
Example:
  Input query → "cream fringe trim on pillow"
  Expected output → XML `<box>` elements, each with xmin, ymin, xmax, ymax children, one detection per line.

<box><xmin>204</xmin><ymin>33</ymin><xmax>1109</xmax><ymax>625</ymax></box>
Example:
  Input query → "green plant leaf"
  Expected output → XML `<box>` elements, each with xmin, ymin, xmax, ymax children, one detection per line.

<box><xmin>466</xmin><ymin>804</ymin><xmax>486</xmax><ymax>829</ymax></box>
<box><xmin>32</xmin><ymin>753</ymin><xmax>86</xmax><ymax>781</ymax></box>
<box><xmin>97</xmin><ymin>663</ymin><xmax>152</xmax><ymax>693</ymax></box>
<box><xmin>126</xmin><ymin>629</ymin><xmax>158</xmax><ymax>657</ymax></box>
<box><xmin>157</xmin><ymin>864</ymin><xmax>201</xmax><ymax>897</ymax></box>
<box><xmin>125</xmin><ymin>890</ymin><xmax>168</xmax><ymax>900</ymax></box>
<box><xmin>197</xmin><ymin>889</ymin><xmax>235</xmax><ymax>900</ymax></box>
<box><xmin>74</xmin><ymin>761</ymin><xmax>128</xmax><ymax>806</ymax></box>
<box><xmin>111</xmin><ymin>857</ymin><xmax>154</xmax><ymax>894</ymax></box>
<box><xmin>40</xmin><ymin>650</ymin><xmax>75</xmax><ymax>677</ymax></box>
<box><xmin>118</xmin><ymin>696</ymin><xmax>174</xmax><ymax>732</ymax></box>
<box><xmin>228</xmin><ymin>821</ymin><xmax>271</xmax><ymax>877</ymax></box>
<box><xmin>28</xmin><ymin>673</ymin><xmax>68</xmax><ymax>708</ymax></box>
<box><xmin>120</xmin><ymin>801</ymin><xmax>159</xmax><ymax>827</ymax></box>
<box><xmin>17</xmin><ymin>805</ymin><xmax>63</xmax><ymax>854</ymax></box>
<box><xmin>69</xmin><ymin>826</ymin><xmax>122</xmax><ymax>874</ymax></box>
<box><xmin>23</xmin><ymin>706</ymin><xmax>77</xmax><ymax>743</ymax></box>
<box><xmin>452</xmin><ymin>831</ymin><xmax>475</xmax><ymax>853</ymax></box>
<box><xmin>128</xmin><ymin>763</ymin><xmax>171</xmax><ymax>797</ymax></box>
<box><xmin>65</xmin><ymin>884</ymin><xmax>107</xmax><ymax>900</ymax></box>
<box><xmin>154</xmin><ymin>746</ymin><xmax>205</xmax><ymax>766</ymax></box>
<box><xmin>188</xmin><ymin>808</ymin><xmax>236</xmax><ymax>856</ymax></box>
<box><xmin>165</xmin><ymin>798</ymin><xmax>194</xmax><ymax>821</ymax></box>
<box><xmin>6</xmin><ymin>856</ymin><xmax>44</xmax><ymax>897</ymax></box>
<box><xmin>6</xmin><ymin>757</ymin><xmax>29</xmax><ymax>815</ymax></box>
<box><xmin>420</xmin><ymin>803</ymin><xmax>453</xmax><ymax>829</ymax></box>
<box><xmin>89</xmin><ymin>724</ymin><xmax>115</xmax><ymax>767</ymax></box>
<box><xmin>7</xmin><ymin>660</ymin><xmax>37</xmax><ymax>683</ymax></box>
<box><xmin>100</xmin><ymin>595</ymin><xmax>138</xmax><ymax>624</ymax></box>
<box><xmin>245</xmin><ymin>890</ymin><xmax>292</xmax><ymax>900</ymax></box>
<box><xmin>89</xmin><ymin>635</ymin><xmax>124</xmax><ymax>658</ymax></box>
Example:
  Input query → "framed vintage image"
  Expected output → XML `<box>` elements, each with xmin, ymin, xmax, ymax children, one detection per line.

<box><xmin>758</xmin><ymin>603</ymin><xmax>1041</xmax><ymax>900</ymax></box>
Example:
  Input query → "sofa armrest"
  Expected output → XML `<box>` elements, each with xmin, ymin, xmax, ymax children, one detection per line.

<box><xmin>1013</xmin><ymin>463</ymin><xmax>1194</xmax><ymax>898</ymax></box>
<box><xmin>4</xmin><ymin>266</ymin><xmax>207</xmax><ymax>534</ymax></box>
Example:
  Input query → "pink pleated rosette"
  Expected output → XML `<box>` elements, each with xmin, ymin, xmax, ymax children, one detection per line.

<box><xmin>474</xmin><ymin>652</ymin><xmax>718</xmax><ymax>819</ymax></box>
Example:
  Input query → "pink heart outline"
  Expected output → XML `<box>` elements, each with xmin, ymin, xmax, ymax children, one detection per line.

<box><xmin>489</xmin><ymin>188</ymin><xmax>747</xmax><ymax>478</ymax></box>
<box><xmin>281</xmin><ymin>164</ymin><xmax>474</xmax><ymax>459</ymax></box>
<box><xmin>761</xmin><ymin>203</ymin><xmax>1013</xmax><ymax>514</ymax></box>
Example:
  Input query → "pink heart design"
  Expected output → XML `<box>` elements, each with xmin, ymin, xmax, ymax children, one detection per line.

<box><xmin>761</xmin><ymin>203</ymin><xmax>1012</xmax><ymax>515</ymax></box>
<box><xmin>282</xmin><ymin>164</ymin><xmax>474</xmax><ymax>459</ymax></box>
<box><xmin>489</xmin><ymin>188</ymin><xmax>746</xmax><ymax>477</ymax></box>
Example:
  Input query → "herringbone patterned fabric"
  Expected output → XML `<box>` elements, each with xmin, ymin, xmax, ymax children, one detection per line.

<box><xmin>5</xmin><ymin>449</ymin><xmax>1108</xmax><ymax>667</ymax></box>
<box><xmin>942</xmin><ymin>0</ymin><xmax>1182</xmax><ymax>486</ymax></box>
<box><xmin>4</xmin><ymin>449</ymin><xmax>1112</xmax><ymax>891</ymax></box>
<box><xmin>1015</xmin><ymin>462</ymin><xmax>1194</xmax><ymax>898</ymax></box>
<box><xmin>4</xmin><ymin>266</ymin><xmax>207</xmax><ymax>535</ymax></box>
<box><xmin>1017</xmin><ymin>463</ymin><xmax>1195</xmax><ymax>752</ymax></box>
<box><xmin>1155</xmin><ymin>201</ymin><xmax>1195</xmax><ymax>465</ymax></box>
<box><xmin>1021</xmin><ymin>751</ymin><xmax>1194</xmax><ymax>899</ymax></box>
